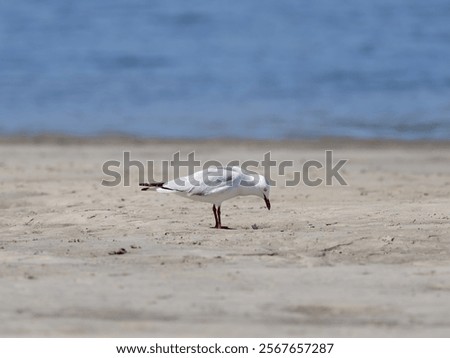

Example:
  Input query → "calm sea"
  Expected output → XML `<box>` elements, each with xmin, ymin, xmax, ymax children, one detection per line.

<box><xmin>1</xmin><ymin>0</ymin><xmax>450</xmax><ymax>140</ymax></box>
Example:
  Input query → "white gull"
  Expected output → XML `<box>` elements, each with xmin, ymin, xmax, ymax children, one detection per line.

<box><xmin>140</xmin><ymin>166</ymin><xmax>271</xmax><ymax>229</ymax></box>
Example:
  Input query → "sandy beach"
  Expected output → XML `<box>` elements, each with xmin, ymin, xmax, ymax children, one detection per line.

<box><xmin>0</xmin><ymin>136</ymin><xmax>449</xmax><ymax>337</ymax></box>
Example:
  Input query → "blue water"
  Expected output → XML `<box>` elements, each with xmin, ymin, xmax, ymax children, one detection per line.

<box><xmin>1</xmin><ymin>0</ymin><xmax>450</xmax><ymax>140</ymax></box>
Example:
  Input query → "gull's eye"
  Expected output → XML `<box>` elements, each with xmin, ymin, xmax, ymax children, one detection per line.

<box><xmin>263</xmin><ymin>188</ymin><xmax>268</xmax><ymax>192</ymax></box>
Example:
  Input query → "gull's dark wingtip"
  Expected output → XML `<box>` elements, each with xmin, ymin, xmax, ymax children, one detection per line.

<box><xmin>140</xmin><ymin>182</ymin><xmax>166</xmax><ymax>191</ymax></box>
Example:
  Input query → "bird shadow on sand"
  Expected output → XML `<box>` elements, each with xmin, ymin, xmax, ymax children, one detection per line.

<box><xmin>210</xmin><ymin>226</ymin><xmax>235</xmax><ymax>230</ymax></box>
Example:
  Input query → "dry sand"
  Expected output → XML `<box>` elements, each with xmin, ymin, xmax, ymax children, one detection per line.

<box><xmin>0</xmin><ymin>137</ymin><xmax>449</xmax><ymax>337</ymax></box>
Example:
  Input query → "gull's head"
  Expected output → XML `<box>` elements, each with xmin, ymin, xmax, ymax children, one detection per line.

<box><xmin>256</xmin><ymin>176</ymin><xmax>271</xmax><ymax>210</ymax></box>
<box><xmin>239</xmin><ymin>170</ymin><xmax>271</xmax><ymax>210</ymax></box>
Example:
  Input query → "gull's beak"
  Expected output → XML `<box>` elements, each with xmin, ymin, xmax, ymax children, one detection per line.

<box><xmin>264</xmin><ymin>195</ymin><xmax>271</xmax><ymax>210</ymax></box>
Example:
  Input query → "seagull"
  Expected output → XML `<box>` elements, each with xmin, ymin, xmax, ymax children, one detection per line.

<box><xmin>139</xmin><ymin>166</ymin><xmax>271</xmax><ymax>229</ymax></box>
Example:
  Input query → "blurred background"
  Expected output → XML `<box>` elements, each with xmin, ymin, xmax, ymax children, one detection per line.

<box><xmin>0</xmin><ymin>0</ymin><xmax>449</xmax><ymax>140</ymax></box>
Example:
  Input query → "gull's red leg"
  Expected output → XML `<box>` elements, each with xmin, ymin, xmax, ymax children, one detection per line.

<box><xmin>212</xmin><ymin>205</ymin><xmax>219</xmax><ymax>229</ymax></box>
<box><xmin>217</xmin><ymin>205</ymin><xmax>222</xmax><ymax>229</ymax></box>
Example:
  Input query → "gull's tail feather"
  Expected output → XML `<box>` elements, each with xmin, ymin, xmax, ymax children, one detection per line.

<box><xmin>139</xmin><ymin>182</ymin><xmax>165</xmax><ymax>191</ymax></box>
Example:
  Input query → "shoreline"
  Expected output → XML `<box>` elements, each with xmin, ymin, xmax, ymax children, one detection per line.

<box><xmin>1</xmin><ymin>133</ymin><xmax>450</xmax><ymax>148</ymax></box>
